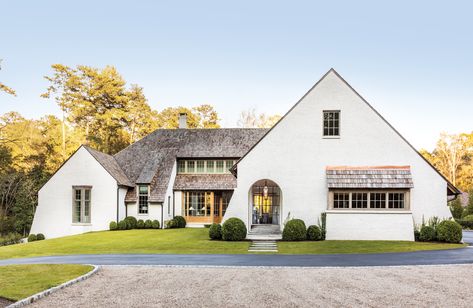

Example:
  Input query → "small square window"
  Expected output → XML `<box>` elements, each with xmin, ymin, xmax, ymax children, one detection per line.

<box><xmin>323</xmin><ymin>110</ymin><xmax>340</xmax><ymax>137</ymax></box>
<box><xmin>333</xmin><ymin>193</ymin><xmax>350</xmax><ymax>208</ymax></box>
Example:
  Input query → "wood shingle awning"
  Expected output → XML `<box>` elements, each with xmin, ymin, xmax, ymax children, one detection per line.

<box><xmin>326</xmin><ymin>166</ymin><xmax>414</xmax><ymax>189</ymax></box>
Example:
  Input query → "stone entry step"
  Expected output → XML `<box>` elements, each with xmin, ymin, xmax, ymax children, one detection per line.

<box><xmin>248</xmin><ymin>240</ymin><xmax>278</xmax><ymax>253</ymax></box>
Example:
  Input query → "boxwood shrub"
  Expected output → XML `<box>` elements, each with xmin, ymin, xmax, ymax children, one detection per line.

<box><xmin>144</xmin><ymin>219</ymin><xmax>153</xmax><ymax>229</ymax></box>
<box><xmin>117</xmin><ymin>220</ymin><xmax>127</xmax><ymax>230</ymax></box>
<box><xmin>306</xmin><ymin>225</ymin><xmax>322</xmax><ymax>241</ymax></box>
<box><xmin>109</xmin><ymin>221</ymin><xmax>118</xmax><ymax>231</ymax></box>
<box><xmin>436</xmin><ymin>220</ymin><xmax>462</xmax><ymax>243</ymax></box>
<box><xmin>419</xmin><ymin>225</ymin><xmax>436</xmax><ymax>242</ymax></box>
<box><xmin>124</xmin><ymin>216</ymin><xmax>138</xmax><ymax>229</ymax></box>
<box><xmin>282</xmin><ymin>219</ymin><xmax>306</xmax><ymax>241</ymax></box>
<box><xmin>137</xmin><ymin>219</ymin><xmax>145</xmax><ymax>229</ymax></box>
<box><xmin>36</xmin><ymin>233</ymin><xmax>45</xmax><ymax>241</ymax></box>
<box><xmin>173</xmin><ymin>216</ymin><xmax>187</xmax><ymax>228</ymax></box>
<box><xmin>151</xmin><ymin>220</ymin><xmax>160</xmax><ymax>229</ymax></box>
<box><xmin>222</xmin><ymin>218</ymin><xmax>246</xmax><ymax>241</ymax></box>
<box><xmin>27</xmin><ymin>234</ymin><xmax>37</xmax><ymax>242</ymax></box>
<box><xmin>209</xmin><ymin>223</ymin><xmax>222</xmax><ymax>240</ymax></box>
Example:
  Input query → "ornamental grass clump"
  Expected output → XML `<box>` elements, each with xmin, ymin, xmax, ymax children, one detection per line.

<box><xmin>222</xmin><ymin>218</ymin><xmax>246</xmax><ymax>241</ymax></box>
<box><xmin>282</xmin><ymin>219</ymin><xmax>306</xmax><ymax>241</ymax></box>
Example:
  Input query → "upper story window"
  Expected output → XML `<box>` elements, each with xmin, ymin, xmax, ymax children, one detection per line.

<box><xmin>177</xmin><ymin>159</ymin><xmax>237</xmax><ymax>174</ymax></box>
<box><xmin>73</xmin><ymin>187</ymin><xmax>91</xmax><ymax>223</ymax></box>
<box><xmin>138</xmin><ymin>185</ymin><xmax>149</xmax><ymax>214</ymax></box>
<box><xmin>323</xmin><ymin>110</ymin><xmax>340</xmax><ymax>137</ymax></box>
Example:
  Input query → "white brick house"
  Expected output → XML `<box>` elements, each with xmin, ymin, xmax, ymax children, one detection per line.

<box><xmin>30</xmin><ymin>69</ymin><xmax>459</xmax><ymax>240</ymax></box>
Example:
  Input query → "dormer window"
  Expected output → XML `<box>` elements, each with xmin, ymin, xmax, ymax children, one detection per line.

<box><xmin>323</xmin><ymin>110</ymin><xmax>340</xmax><ymax>137</ymax></box>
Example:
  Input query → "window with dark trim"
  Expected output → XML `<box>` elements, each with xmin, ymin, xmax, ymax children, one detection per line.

<box><xmin>73</xmin><ymin>187</ymin><xmax>91</xmax><ymax>223</ymax></box>
<box><xmin>333</xmin><ymin>192</ymin><xmax>350</xmax><ymax>208</ymax></box>
<box><xmin>329</xmin><ymin>190</ymin><xmax>408</xmax><ymax>210</ymax></box>
<box><xmin>138</xmin><ymin>185</ymin><xmax>149</xmax><ymax>214</ymax></box>
<box><xmin>323</xmin><ymin>110</ymin><xmax>340</xmax><ymax>137</ymax></box>
<box><xmin>388</xmin><ymin>193</ymin><xmax>405</xmax><ymax>209</ymax></box>
<box><xmin>352</xmin><ymin>192</ymin><xmax>368</xmax><ymax>208</ymax></box>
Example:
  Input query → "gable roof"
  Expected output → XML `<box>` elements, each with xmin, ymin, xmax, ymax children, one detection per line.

<box><xmin>84</xmin><ymin>146</ymin><xmax>134</xmax><ymax>187</ymax></box>
<box><xmin>232</xmin><ymin>68</ymin><xmax>460</xmax><ymax>196</ymax></box>
<box><xmin>114</xmin><ymin>128</ymin><xmax>267</xmax><ymax>203</ymax></box>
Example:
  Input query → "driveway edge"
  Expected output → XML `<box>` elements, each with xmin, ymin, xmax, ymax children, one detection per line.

<box><xmin>7</xmin><ymin>264</ymin><xmax>100</xmax><ymax>308</ymax></box>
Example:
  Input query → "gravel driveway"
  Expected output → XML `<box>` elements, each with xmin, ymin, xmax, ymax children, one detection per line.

<box><xmin>30</xmin><ymin>265</ymin><xmax>472</xmax><ymax>307</ymax></box>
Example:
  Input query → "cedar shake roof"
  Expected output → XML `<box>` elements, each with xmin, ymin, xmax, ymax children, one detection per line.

<box><xmin>326</xmin><ymin>166</ymin><xmax>414</xmax><ymax>189</ymax></box>
<box><xmin>84</xmin><ymin>146</ymin><xmax>134</xmax><ymax>187</ymax></box>
<box><xmin>113</xmin><ymin>128</ymin><xmax>267</xmax><ymax>203</ymax></box>
<box><xmin>174</xmin><ymin>174</ymin><xmax>237</xmax><ymax>190</ymax></box>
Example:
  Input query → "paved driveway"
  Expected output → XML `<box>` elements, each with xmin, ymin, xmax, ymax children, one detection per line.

<box><xmin>29</xmin><ymin>265</ymin><xmax>473</xmax><ymax>307</ymax></box>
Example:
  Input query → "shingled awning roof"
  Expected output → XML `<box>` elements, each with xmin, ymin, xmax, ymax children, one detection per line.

<box><xmin>173</xmin><ymin>174</ymin><xmax>237</xmax><ymax>190</ymax></box>
<box><xmin>326</xmin><ymin>166</ymin><xmax>414</xmax><ymax>189</ymax></box>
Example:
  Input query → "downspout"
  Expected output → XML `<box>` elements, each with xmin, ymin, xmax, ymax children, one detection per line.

<box><xmin>116</xmin><ymin>186</ymin><xmax>119</xmax><ymax>222</ymax></box>
<box><xmin>161</xmin><ymin>202</ymin><xmax>164</xmax><ymax>229</ymax></box>
<box><xmin>172</xmin><ymin>191</ymin><xmax>175</xmax><ymax>218</ymax></box>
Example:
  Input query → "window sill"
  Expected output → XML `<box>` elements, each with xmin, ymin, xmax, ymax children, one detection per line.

<box><xmin>71</xmin><ymin>223</ymin><xmax>92</xmax><ymax>226</ymax></box>
<box><xmin>137</xmin><ymin>214</ymin><xmax>149</xmax><ymax>216</ymax></box>
<box><xmin>326</xmin><ymin>210</ymin><xmax>411</xmax><ymax>214</ymax></box>
<box><xmin>322</xmin><ymin>136</ymin><xmax>340</xmax><ymax>139</ymax></box>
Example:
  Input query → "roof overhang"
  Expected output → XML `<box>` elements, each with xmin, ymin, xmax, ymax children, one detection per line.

<box><xmin>326</xmin><ymin>166</ymin><xmax>414</xmax><ymax>189</ymax></box>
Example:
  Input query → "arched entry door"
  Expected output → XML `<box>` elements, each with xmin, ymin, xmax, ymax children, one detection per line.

<box><xmin>250</xmin><ymin>179</ymin><xmax>281</xmax><ymax>225</ymax></box>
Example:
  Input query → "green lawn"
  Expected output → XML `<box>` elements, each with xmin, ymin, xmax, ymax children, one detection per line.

<box><xmin>0</xmin><ymin>228</ymin><xmax>465</xmax><ymax>260</ymax></box>
<box><xmin>0</xmin><ymin>264</ymin><xmax>93</xmax><ymax>301</ymax></box>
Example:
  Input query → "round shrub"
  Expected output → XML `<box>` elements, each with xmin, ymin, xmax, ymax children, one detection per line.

<box><xmin>137</xmin><ymin>219</ymin><xmax>145</xmax><ymax>229</ymax></box>
<box><xmin>282</xmin><ymin>219</ymin><xmax>307</xmax><ymax>241</ymax></box>
<box><xmin>144</xmin><ymin>219</ymin><xmax>153</xmax><ymax>229</ymax></box>
<box><xmin>306</xmin><ymin>225</ymin><xmax>322</xmax><ymax>241</ymax></box>
<box><xmin>419</xmin><ymin>225</ymin><xmax>436</xmax><ymax>242</ymax></box>
<box><xmin>173</xmin><ymin>216</ymin><xmax>186</xmax><ymax>228</ymax></box>
<box><xmin>436</xmin><ymin>220</ymin><xmax>462</xmax><ymax>243</ymax></box>
<box><xmin>36</xmin><ymin>233</ymin><xmax>45</xmax><ymax>241</ymax></box>
<box><xmin>209</xmin><ymin>223</ymin><xmax>222</xmax><ymax>240</ymax></box>
<box><xmin>165</xmin><ymin>219</ymin><xmax>176</xmax><ymax>229</ymax></box>
<box><xmin>27</xmin><ymin>234</ymin><xmax>37</xmax><ymax>242</ymax></box>
<box><xmin>151</xmin><ymin>220</ymin><xmax>160</xmax><ymax>229</ymax></box>
<box><xmin>222</xmin><ymin>218</ymin><xmax>246</xmax><ymax>241</ymax></box>
<box><xmin>117</xmin><ymin>220</ymin><xmax>127</xmax><ymax>230</ymax></box>
<box><xmin>109</xmin><ymin>221</ymin><xmax>118</xmax><ymax>231</ymax></box>
<box><xmin>463</xmin><ymin>215</ymin><xmax>473</xmax><ymax>221</ymax></box>
<box><xmin>124</xmin><ymin>216</ymin><xmax>138</xmax><ymax>229</ymax></box>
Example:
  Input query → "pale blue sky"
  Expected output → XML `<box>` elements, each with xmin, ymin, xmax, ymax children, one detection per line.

<box><xmin>1</xmin><ymin>0</ymin><xmax>472</xmax><ymax>150</ymax></box>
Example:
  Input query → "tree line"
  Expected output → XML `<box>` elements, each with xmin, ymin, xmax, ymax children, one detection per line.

<box><xmin>0</xmin><ymin>62</ymin><xmax>280</xmax><ymax>237</ymax></box>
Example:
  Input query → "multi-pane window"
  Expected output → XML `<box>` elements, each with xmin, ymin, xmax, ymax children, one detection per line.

<box><xmin>73</xmin><ymin>187</ymin><xmax>91</xmax><ymax>223</ymax></box>
<box><xmin>216</xmin><ymin>161</ymin><xmax>224</xmax><ymax>173</ymax></box>
<box><xmin>388</xmin><ymin>193</ymin><xmax>405</xmax><ymax>209</ymax></box>
<box><xmin>370</xmin><ymin>193</ymin><xmax>386</xmax><ymax>209</ymax></box>
<box><xmin>206</xmin><ymin>160</ymin><xmax>215</xmax><ymax>173</ymax></box>
<box><xmin>184</xmin><ymin>191</ymin><xmax>207</xmax><ymax>216</ymax></box>
<box><xmin>176</xmin><ymin>160</ymin><xmax>236</xmax><ymax>174</ymax></box>
<box><xmin>330</xmin><ymin>191</ymin><xmax>407</xmax><ymax>210</ymax></box>
<box><xmin>352</xmin><ymin>193</ymin><xmax>368</xmax><ymax>208</ymax></box>
<box><xmin>196</xmin><ymin>161</ymin><xmax>205</xmax><ymax>173</ymax></box>
<box><xmin>138</xmin><ymin>185</ymin><xmax>149</xmax><ymax>214</ymax></box>
<box><xmin>333</xmin><ymin>193</ymin><xmax>350</xmax><ymax>208</ymax></box>
<box><xmin>323</xmin><ymin>110</ymin><xmax>340</xmax><ymax>137</ymax></box>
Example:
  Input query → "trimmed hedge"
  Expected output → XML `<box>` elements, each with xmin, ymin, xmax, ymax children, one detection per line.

<box><xmin>137</xmin><ymin>219</ymin><xmax>145</xmax><ymax>229</ymax></box>
<box><xmin>306</xmin><ymin>225</ymin><xmax>322</xmax><ymax>241</ymax></box>
<box><xmin>419</xmin><ymin>225</ymin><xmax>436</xmax><ymax>242</ymax></box>
<box><xmin>109</xmin><ymin>221</ymin><xmax>118</xmax><ymax>231</ymax></box>
<box><xmin>151</xmin><ymin>220</ymin><xmax>160</xmax><ymax>229</ymax></box>
<box><xmin>36</xmin><ymin>233</ymin><xmax>45</xmax><ymax>241</ymax></box>
<box><xmin>117</xmin><ymin>220</ymin><xmax>127</xmax><ymax>230</ymax></box>
<box><xmin>222</xmin><ymin>218</ymin><xmax>246</xmax><ymax>241</ymax></box>
<box><xmin>282</xmin><ymin>219</ymin><xmax>306</xmax><ymax>241</ymax></box>
<box><xmin>27</xmin><ymin>234</ymin><xmax>37</xmax><ymax>242</ymax></box>
<box><xmin>209</xmin><ymin>223</ymin><xmax>222</xmax><ymax>240</ymax></box>
<box><xmin>173</xmin><ymin>216</ymin><xmax>186</xmax><ymax>228</ymax></box>
<box><xmin>124</xmin><ymin>216</ymin><xmax>138</xmax><ymax>229</ymax></box>
<box><xmin>436</xmin><ymin>220</ymin><xmax>462</xmax><ymax>243</ymax></box>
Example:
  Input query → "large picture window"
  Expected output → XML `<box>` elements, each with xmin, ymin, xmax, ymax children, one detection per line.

<box><xmin>323</xmin><ymin>110</ymin><xmax>340</xmax><ymax>137</ymax></box>
<box><xmin>72</xmin><ymin>187</ymin><xmax>91</xmax><ymax>223</ymax></box>
<box><xmin>330</xmin><ymin>190</ymin><xmax>408</xmax><ymax>210</ymax></box>
<box><xmin>138</xmin><ymin>185</ymin><xmax>149</xmax><ymax>214</ymax></box>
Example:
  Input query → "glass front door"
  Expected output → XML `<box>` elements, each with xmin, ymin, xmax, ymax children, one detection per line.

<box><xmin>251</xmin><ymin>181</ymin><xmax>280</xmax><ymax>225</ymax></box>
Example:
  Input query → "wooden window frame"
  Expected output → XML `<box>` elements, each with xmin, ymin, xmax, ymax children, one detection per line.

<box><xmin>328</xmin><ymin>189</ymin><xmax>410</xmax><ymax>211</ymax></box>
<box><xmin>72</xmin><ymin>186</ymin><xmax>92</xmax><ymax>224</ymax></box>
<box><xmin>138</xmin><ymin>185</ymin><xmax>149</xmax><ymax>215</ymax></box>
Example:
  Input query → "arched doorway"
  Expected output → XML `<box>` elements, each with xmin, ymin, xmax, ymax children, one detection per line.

<box><xmin>250</xmin><ymin>179</ymin><xmax>281</xmax><ymax>225</ymax></box>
